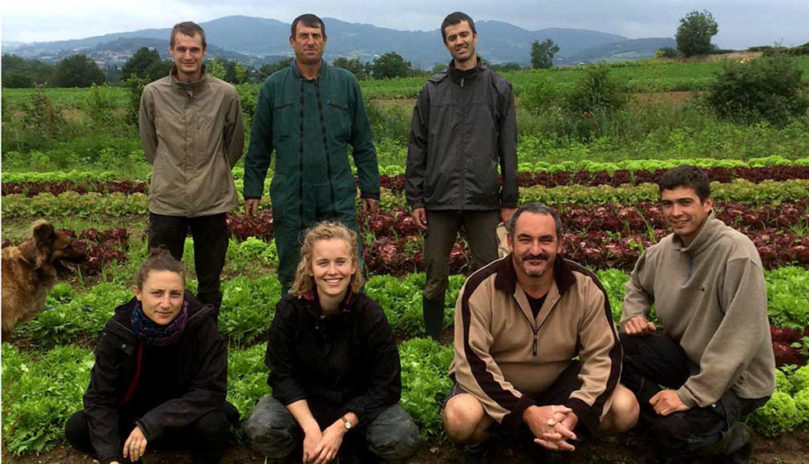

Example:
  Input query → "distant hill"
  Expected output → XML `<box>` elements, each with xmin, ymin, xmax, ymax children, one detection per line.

<box><xmin>3</xmin><ymin>15</ymin><xmax>672</xmax><ymax>68</ymax></box>
<box><xmin>562</xmin><ymin>37</ymin><xmax>677</xmax><ymax>64</ymax></box>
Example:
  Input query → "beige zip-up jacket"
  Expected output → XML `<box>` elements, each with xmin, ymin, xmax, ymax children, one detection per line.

<box><xmin>450</xmin><ymin>255</ymin><xmax>622</xmax><ymax>434</ymax></box>
<box><xmin>140</xmin><ymin>66</ymin><xmax>244</xmax><ymax>217</ymax></box>
<box><xmin>620</xmin><ymin>212</ymin><xmax>775</xmax><ymax>408</ymax></box>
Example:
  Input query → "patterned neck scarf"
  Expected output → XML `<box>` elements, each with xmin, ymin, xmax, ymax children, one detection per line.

<box><xmin>130</xmin><ymin>300</ymin><xmax>189</xmax><ymax>346</ymax></box>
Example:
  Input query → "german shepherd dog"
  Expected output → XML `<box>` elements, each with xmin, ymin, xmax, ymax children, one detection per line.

<box><xmin>2</xmin><ymin>220</ymin><xmax>86</xmax><ymax>339</ymax></box>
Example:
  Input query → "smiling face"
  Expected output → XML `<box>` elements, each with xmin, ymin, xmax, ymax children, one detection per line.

<box><xmin>508</xmin><ymin>212</ymin><xmax>560</xmax><ymax>281</ymax></box>
<box><xmin>443</xmin><ymin>20</ymin><xmax>478</xmax><ymax>66</ymax></box>
<box><xmin>134</xmin><ymin>270</ymin><xmax>185</xmax><ymax>325</ymax></box>
<box><xmin>170</xmin><ymin>32</ymin><xmax>206</xmax><ymax>81</ymax></box>
<box><xmin>308</xmin><ymin>238</ymin><xmax>357</xmax><ymax>303</ymax></box>
<box><xmin>660</xmin><ymin>186</ymin><xmax>713</xmax><ymax>246</ymax></box>
<box><xmin>290</xmin><ymin>22</ymin><xmax>326</xmax><ymax>66</ymax></box>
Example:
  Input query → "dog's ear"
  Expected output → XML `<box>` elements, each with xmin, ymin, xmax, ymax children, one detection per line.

<box><xmin>33</xmin><ymin>221</ymin><xmax>56</xmax><ymax>248</ymax></box>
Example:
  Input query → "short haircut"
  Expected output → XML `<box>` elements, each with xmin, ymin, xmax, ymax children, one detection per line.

<box><xmin>658</xmin><ymin>165</ymin><xmax>711</xmax><ymax>202</ymax></box>
<box><xmin>291</xmin><ymin>13</ymin><xmax>326</xmax><ymax>39</ymax></box>
<box><xmin>441</xmin><ymin>11</ymin><xmax>476</xmax><ymax>43</ymax></box>
<box><xmin>170</xmin><ymin>21</ymin><xmax>206</xmax><ymax>49</ymax></box>
<box><xmin>507</xmin><ymin>203</ymin><xmax>563</xmax><ymax>241</ymax></box>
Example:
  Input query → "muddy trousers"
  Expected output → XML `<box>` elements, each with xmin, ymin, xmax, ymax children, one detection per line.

<box><xmin>243</xmin><ymin>396</ymin><xmax>422</xmax><ymax>463</ymax></box>
<box><xmin>148</xmin><ymin>212</ymin><xmax>228</xmax><ymax>309</ymax></box>
<box><xmin>65</xmin><ymin>403</ymin><xmax>238</xmax><ymax>464</ymax></box>
<box><xmin>421</xmin><ymin>210</ymin><xmax>499</xmax><ymax>339</ymax></box>
<box><xmin>620</xmin><ymin>333</ymin><xmax>768</xmax><ymax>461</ymax></box>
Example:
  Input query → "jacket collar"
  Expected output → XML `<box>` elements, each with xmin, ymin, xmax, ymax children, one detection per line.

<box><xmin>494</xmin><ymin>254</ymin><xmax>576</xmax><ymax>297</ymax></box>
<box><xmin>291</xmin><ymin>59</ymin><xmax>327</xmax><ymax>81</ymax></box>
<box><xmin>301</xmin><ymin>288</ymin><xmax>354</xmax><ymax>317</ymax></box>
<box><xmin>107</xmin><ymin>290</ymin><xmax>209</xmax><ymax>339</ymax></box>
<box><xmin>672</xmin><ymin>210</ymin><xmax>722</xmax><ymax>256</ymax></box>
<box><xmin>169</xmin><ymin>64</ymin><xmax>208</xmax><ymax>89</ymax></box>
<box><xmin>448</xmin><ymin>58</ymin><xmax>482</xmax><ymax>85</ymax></box>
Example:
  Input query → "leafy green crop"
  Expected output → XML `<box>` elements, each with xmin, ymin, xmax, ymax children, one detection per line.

<box><xmin>2</xmin><ymin>344</ymin><xmax>93</xmax><ymax>455</ymax></box>
<box><xmin>227</xmin><ymin>345</ymin><xmax>271</xmax><ymax>420</ymax></box>
<box><xmin>218</xmin><ymin>275</ymin><xmax>282</xmax><ymax>347</ymax></box>
<box><xmin>399</xmin><ymin>338</ymin><xmax>454</xmax><ymax>439</ymax></box>
<box><xmin>748</xmin><ymin>391</ymin><xmax>802</xmax><ymax>437</ymax></box>
<box><xmin>767</xmin><ymin>267</ymin><xmax>809</xmax><ymax>328</ymax></box>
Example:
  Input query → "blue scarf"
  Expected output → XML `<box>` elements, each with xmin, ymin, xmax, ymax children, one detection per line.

<box><xmin>130</xmin><ymin>300</ymin><xmax>188</xmax><ymax>346</ymax></box>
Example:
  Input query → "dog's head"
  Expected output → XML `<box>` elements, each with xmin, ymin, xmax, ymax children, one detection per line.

<box><xmin>29</xmin><ymin>220</ymin><xmax>87</xmax><ymax>273</ymax></box>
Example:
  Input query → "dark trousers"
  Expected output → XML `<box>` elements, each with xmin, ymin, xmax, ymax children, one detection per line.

<box><xmin>621</xmin><ymin>333</ymin><xmax>767</xmax><ymax>459</ymax></box>
<box><xmin>243</xmin><ymin>396</ymin><xmax>423</xmax><ymax>463</ymax></box>
<box><xmin>422</xmin><ymin>210</ymin><xmax>499</xmax><ymax>302</ymax></box>
<box><xmin>65</xmin><ymin>404</ymin><xmax>237</xmax><ymax>464</ymax></box>
<box><xmin>148</xmin><ymin>212</ymin><xmax>228</xmax><ymax>309</ymax></box>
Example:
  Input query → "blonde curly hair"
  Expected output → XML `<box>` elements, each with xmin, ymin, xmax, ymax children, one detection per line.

<box><xmin>290</xmin><ymin>221</ymin><xmax>363</xmax><ymax>297</ymax></box>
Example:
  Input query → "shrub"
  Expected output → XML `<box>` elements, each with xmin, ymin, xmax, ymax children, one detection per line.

<box><xmin>748</xmin><ymin>390</ymin><xmax>802</xmax><ymax>436</ymax></box>
<box><xmin>565</xmin><ymin>66</ymin><xmax>628</xmax><ymax>115</ymax></box>
<box><xmin>707</xmin><ymin>54</ymin><xmax>809</xmax><ymax>127</ymax></box>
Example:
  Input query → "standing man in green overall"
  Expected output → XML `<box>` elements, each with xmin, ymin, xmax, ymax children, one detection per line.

<box><xmin>244</xmin><ymin>14</ymin><xmax>379</xmax><ymax>293</ymax></box>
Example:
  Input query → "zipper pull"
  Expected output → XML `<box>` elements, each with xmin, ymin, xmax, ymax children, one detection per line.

<box><xmin>532</xmin><ymin>334</ymin><xmax>538</xmax><ymax>357</ymax></box>
<box><xmin>461</xmin><ymin>77</ymin><xmax>465</xmax><ymax>87</ymax></box>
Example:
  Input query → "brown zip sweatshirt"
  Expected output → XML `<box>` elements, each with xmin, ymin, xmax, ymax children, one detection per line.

<box><xmin>450</xmin><ymin>256</ymin><xmax>622</xmax><ymax>434</ymax></box>
<box><xmin>620</xmin><ymin>212</ymin><xmax>775</xmax><ymax>407</ymax></box>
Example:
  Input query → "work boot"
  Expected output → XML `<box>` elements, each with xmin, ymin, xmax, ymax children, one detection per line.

<box><xmin>703</xmin><ymin>421</ymin><xmax>752</xmax><ymax>464</ymax></box>
<box><xmin>422</xmin><ymin>297</ymin><xmax>445</xmax><ymax>341</ymax></box>
<box><xmin>464</xmin><ymin>439</ymin><xmax>493</xmax><ymax>464</ymax></box>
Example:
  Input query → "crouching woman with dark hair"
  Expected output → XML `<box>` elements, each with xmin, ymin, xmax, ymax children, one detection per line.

<box><xmin>243</xmin><ymin>221</ymin><xmax>423</xmax><ymax>463</ymax></box>
<box><xmin>65</xmin><ymin>248</ymin><xmax>237</xmax><ymax>464</ymax></box>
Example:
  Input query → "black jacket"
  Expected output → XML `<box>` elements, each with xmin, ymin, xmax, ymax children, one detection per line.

<box><xmin>406</xmin><ymin>60</ymin><xmax>518</xmax><ymax>211</ymax></box>
<box><xmin>82</xmin><ymin>292</ymin><xmax>227</xmax><ymax>464</ymax></box>
<box><xmin>266</xmin><ymin>292</ymin><xmax>401</xmax><ymax>426</ymax></box>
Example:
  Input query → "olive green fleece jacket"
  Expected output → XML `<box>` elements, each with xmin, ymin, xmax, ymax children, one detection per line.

<box><xmin>139</xmin><ymin>66</ymin><xmax>244</xmax><ymax>217</ymax></box>
<box><xmin>620</xmin><ymin>211</ymin><xmax>775</xmax><ymax>408</ymax></box>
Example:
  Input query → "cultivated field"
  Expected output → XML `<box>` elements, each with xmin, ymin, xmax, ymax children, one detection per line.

<box><xmin>2</xmin><ymin>56</ymin><xmax>809</xmax><ymax>463</ymax></box>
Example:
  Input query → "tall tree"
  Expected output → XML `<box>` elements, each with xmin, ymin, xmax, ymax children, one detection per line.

<box><xmin>2</xmin><ymin>55</ymin><xmax>54</xmax><ymax>88</ymax></box>
<box><xmin>333</xmin><ymin>57</ymin><xmax>369</xmax><ymax>80</ymax></box>
<box><xmin>676</xmin><ymin>10</ymin><xmax>719</xmax><ymax>57</ymax></box>
<box><xmin>121</xmin><ymin>47</ymin><xmax>169</xmax><ymax>81</ymax></box>
<box><xmin>531</xmin><ymin>39</ymin><xmax>559</xmax><ymax>69</ymax></box>
<box><xmin>52</xmin><ymin>54</ymin><xmax>106</xmax><ymax>87</ymax></box>
<box><xmin>371</xmin><ymin>52</ymin><xmax>412</xmax><ymax>79</ymax></box>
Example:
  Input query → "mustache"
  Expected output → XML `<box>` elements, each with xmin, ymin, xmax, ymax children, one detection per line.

<box><xmin>521</xmin><ymin>253</ymin><xmax>549</xmax><ymax>261</ymax></box>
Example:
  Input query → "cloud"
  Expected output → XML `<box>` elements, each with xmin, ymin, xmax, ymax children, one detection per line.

<box><xmin>2</xmin><ymin>0</ymin><xmax>807</xmax><ymax>48</ymax></box>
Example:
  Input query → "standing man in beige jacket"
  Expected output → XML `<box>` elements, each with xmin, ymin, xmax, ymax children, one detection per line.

<box><xmin>139</xmin><ymin>21</ymin><xmax>244</xmax><ymax>309</ymax></box>
<box><xmin>620</xmin><ymin>166</ymin><xmax>775</xmax><ymax>463</ymax></box>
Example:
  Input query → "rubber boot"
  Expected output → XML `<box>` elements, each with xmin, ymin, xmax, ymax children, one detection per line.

<box><xmin>702</xmin><ymin>421</ymin><xmax>752</xmax><ymax>464</ymax></box>
<box><xmin>422</xmin><ymin>297</ymin><xmax>445</xmax><ymax>341</ymax></box>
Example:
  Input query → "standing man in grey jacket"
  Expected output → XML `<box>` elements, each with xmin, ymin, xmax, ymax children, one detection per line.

<box><xmin>139</xmin><ymin>21</ymin><xmax>244</xmax><ymax>309</ymax></box>
<box><xmin>406</xmin><ymin>11</ymin><xmax>518</xmax><ymax>340</ymax></box>
<box><xmin>619</xmin><ymin>166</ymin><xmax>775</xmax><ymax>463</ymax></box>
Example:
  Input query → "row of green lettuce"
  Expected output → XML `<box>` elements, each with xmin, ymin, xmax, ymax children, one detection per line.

<box><xmin>1</xmin><ymin>338</ymin><xmax>453</xmax><ymax>455</ymax></box>
<box><xmin>4</xmin><ymin>155</ymin><xmax>808</xmax><ymax>184</ymax></box>
<box><xmin>15</xmin><ymin>265</ymin><xmax>809</xmax><ymax>350</ymax></box>
<box><xmin>3</xmin><ymin>338</ymin><xmax>808</xmax><ymax>456</ymax></box>
<box><xmin>5</xmin><ymin>178</ymin><xmax>809</xmax><ymax>218</ymax></box>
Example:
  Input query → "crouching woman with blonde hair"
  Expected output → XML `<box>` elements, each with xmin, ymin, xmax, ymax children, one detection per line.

<box><xmin>243</xmin><ymin>221</ymin><xmax>423</xmax><ymax>463</ymax></box>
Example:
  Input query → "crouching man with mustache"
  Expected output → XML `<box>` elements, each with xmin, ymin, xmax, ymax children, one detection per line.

<box><xmin>444</xmin><ymin>203</ymin><xmax>639</xmax><ymax>462</ymax></box>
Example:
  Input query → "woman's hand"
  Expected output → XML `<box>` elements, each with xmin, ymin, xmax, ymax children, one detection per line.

<box><xmin>302</xmin><ymin>427</ymin><xmax>323</xmax><ymax>464</ymax></box>
<box><xmin>310</xmin><ymin>421</ymin><xmax>346</xmax><ymax>464</ymax></box>
<box><xmin>122</xmin><ymin>426</ymin><xmax>148</xmax><ymax>462</ymax></box>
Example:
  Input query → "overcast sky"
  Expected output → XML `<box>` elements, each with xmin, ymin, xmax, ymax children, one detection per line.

<box><xmin>3</xmin><ymin>0</ymin><xmax>808</xmax><ymax>49</ymax></box>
